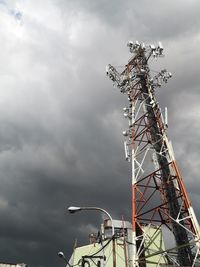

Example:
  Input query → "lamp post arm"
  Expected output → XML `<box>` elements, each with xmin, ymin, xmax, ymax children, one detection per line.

<box><xmin>79</xmin><ymin>207</ymin><xmax>115</xmax><ymax>236</ymax></box>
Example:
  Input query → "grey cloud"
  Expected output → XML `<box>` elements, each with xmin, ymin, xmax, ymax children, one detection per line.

<box><xmin>0</xmin><ymin>1</ymin><xmax>200</xmax><ymax>267</ymax></box>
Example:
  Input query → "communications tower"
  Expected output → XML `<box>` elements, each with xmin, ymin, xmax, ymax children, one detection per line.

<box><xmin>106</xmin><ymin>41</ymin><xmax>200</xmax><ymax>267</ymax></box>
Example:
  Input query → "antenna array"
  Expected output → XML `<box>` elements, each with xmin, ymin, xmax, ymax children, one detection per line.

<box><xmin>107</xmin><ymin>41</ymin><xmax>200</xmax><ymax>267</ymax></box>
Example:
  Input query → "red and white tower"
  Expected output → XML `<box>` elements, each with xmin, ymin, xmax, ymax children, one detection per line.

<box><xmin>107</xmin><ymin>41</ymin><xmax>200</xmax><ymax>267</ymax></box>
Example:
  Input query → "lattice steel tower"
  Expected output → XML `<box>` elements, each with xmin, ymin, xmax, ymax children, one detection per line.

<box><xmin>107</xmin><ymin>41</ymin><xmax>200</xmax><ymax>267</ymax></box>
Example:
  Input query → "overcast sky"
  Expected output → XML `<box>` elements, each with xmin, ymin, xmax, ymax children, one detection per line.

<box><xmin>0</xmin><ymin>1</ymin><xmax>200</xmax><ymax>267</ymax></box>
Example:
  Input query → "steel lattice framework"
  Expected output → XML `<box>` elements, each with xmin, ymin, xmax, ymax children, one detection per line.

<box><xmin>107</xmin><ymin>41</ymin><xmax>200</xmax><ymax>267</ymax></box>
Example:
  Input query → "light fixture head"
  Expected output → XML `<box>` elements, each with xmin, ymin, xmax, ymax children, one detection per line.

<box><xmin>68</xmin><ymin>206</ymin><xmax>81</xmax><ymax>214</ymax></box>
<box><xmin>58</xmin><ymin>252</ymin><xmax>65</xmax><ymax>258</ymax></box>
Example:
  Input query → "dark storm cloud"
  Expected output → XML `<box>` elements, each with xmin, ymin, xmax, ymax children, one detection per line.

<box><xmin>0</xmin><ymin>1</ymin><xmax>200</xmax><ymax>267</ymax></box>
<box><xmin>65</xmin><ymin>0</ymin><xmax>200</xmax><ymax>40</ymax></box>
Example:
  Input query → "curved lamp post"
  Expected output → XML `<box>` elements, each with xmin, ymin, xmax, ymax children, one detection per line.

<box><xmin>58</xmin><ymin>251</ymin><xmax>72</xmax><ymax>267</ymax></box>
<box><xmin>67</xmin><ymin>206</ymin><xmax>115</xmax><ymax>236</ymax></box>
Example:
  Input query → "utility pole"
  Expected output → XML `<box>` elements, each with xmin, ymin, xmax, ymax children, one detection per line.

<box><xmin>107</xmin><ymin>41</ymin><xmax>200</xmax><ymax>267</ymax></box>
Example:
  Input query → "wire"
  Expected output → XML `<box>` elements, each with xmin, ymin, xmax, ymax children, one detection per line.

<box><xmin>88</xmin><ymin>238</ymin><xmax>113</xmax><ymax>257</ymax></box>
<box><xmin>72</xmin><ymin>235</ymin><xmax>121</xmax><ymax>267</ymax></box>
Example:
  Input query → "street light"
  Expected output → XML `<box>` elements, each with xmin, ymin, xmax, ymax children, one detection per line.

<box><xmin>68</xmin><ymin>206</ymin><xmax>81</xmax><ymax>213</ymax></box>
<box><xmin>67</xmin><ymin>206</ymin><xmax>115</xmax><ymax>236</ymax></box>
<box><xmin>58</xmin><ymin>252</ymin><xmax>67</xmax><ymax>261</ymax></box>
<box><xmin>58</xmin><ymin>251</ymin><xmax>72</xmax><ymax>267</ymax></box>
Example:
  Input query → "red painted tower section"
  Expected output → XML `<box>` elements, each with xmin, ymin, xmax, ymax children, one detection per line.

<box><xmin>107</xmin><ymin>41</ymin><xmax>200</xmax><ymax>267</ymax></box>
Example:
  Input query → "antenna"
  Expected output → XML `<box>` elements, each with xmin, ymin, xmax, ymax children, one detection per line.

<box><xmin>107</xmin><ymin>41</ymin><xmax>200</xmax><ymax>267</ymax></box>
<box><xmin>165</xmin><ymin>107</ymin><xmax>168</xmax><ymax>127</ymax></box>
<box><xmin>124</xmin><ymin>141</ymin><xmax>130</xmax><ymax>161</ymax></box>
